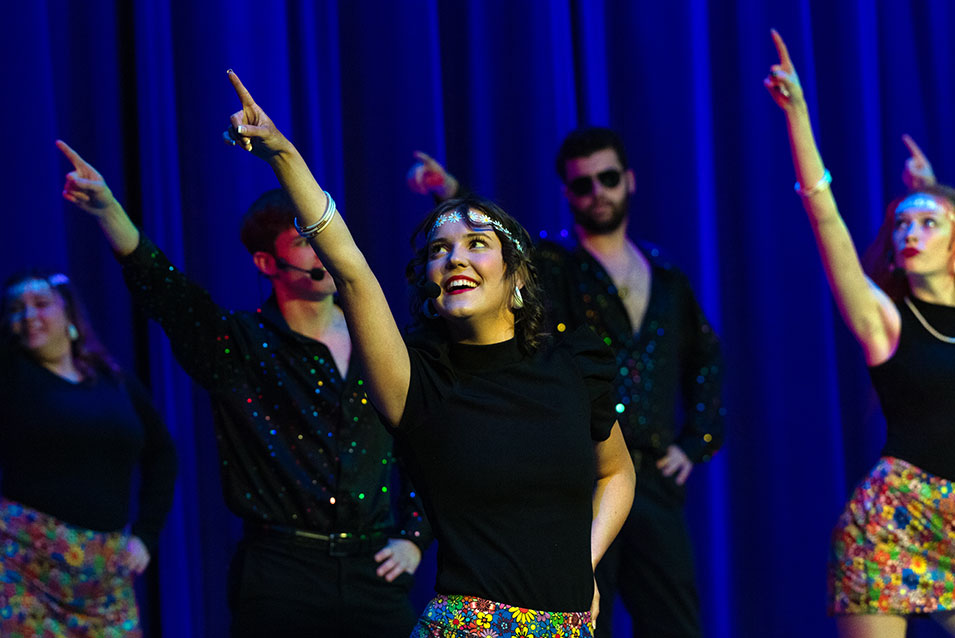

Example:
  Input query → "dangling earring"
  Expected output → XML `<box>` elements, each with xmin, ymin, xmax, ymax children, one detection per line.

<box><xmin>422</xmin><ymin>298</ymin><xmax>440</xmax><ymax>319</ymax></box>
<box><xmin>511</xmin><ymin>286</ymin><xmax>524</xmax><ymax>310</ymax></box>
<box><xmin>67</xmin><ymin>324</ymin><xmax>79</xmax><ymax>341</ymax></box>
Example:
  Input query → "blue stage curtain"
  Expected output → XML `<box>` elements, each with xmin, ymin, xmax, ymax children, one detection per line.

<box><xmin>4</xmin><ymin>2</ymin><xmax>955</xmax><ymax>636</ymax></box>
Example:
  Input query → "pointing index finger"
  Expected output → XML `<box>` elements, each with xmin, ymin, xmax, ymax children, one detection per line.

<box><xmin>770</xmin><ymin>29</ymin><xmax>793</xmax><ymax>71</ymax></box>
<box><xmin>413</xmin><ymin>150</ymin><xmax>437</xmax><ymax>165</ymax></box>
<box><xmin>55</xmin><ymin>139</ymin><xmax>89</xmax><ymax>171</ymax></box>
<box><xmin>902</xmin><ymin>134</ymin><xmax>927</xmax><ymax>162</ymax></box>
<box><xmin>227</xmin><ymin>69</ymin><xmax>256</xmax><ymax>107</ymax></box>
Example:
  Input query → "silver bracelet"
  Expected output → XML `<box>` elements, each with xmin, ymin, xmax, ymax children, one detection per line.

<box><xmin>794</xmin><ymin>169</ymin><xmax>832</xmax><ymax>199</ymax></box>
<box><xmin>294</xmin><ymin>190</ymin><xmax>337</xmax><ymax>239</ymax></box>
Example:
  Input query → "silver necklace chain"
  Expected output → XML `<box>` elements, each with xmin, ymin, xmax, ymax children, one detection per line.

<box><xmin>904</xmin><ymin>296</ymin><xmax>955</xmax><ymax>344</ymax></box>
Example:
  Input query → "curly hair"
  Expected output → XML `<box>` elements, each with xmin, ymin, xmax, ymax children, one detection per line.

<box><xmin>405</xmin><ymin>196</ymin><xmax>547</xmax><ymax>355</ymax></box>
<box><xmin>1</xmin><ymin>269</ymin><xmax>121</xmax><ymax>382</ymax></box>
<box><xmin>862</xmin><ymin>184</ymin><xmax>955</xmax><ymax>302</ymax></box>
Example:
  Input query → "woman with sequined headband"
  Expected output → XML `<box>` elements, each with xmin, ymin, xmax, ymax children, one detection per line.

<box><xmin>223</xmin><ymin>70</ymin><xmax>635</xmax><ymax>638</ymax></box>
<box><xmin>766</xmin><ymin>30</ymin><xmax>955</xmax><ymax>637</ymax></box>
<box><xmin>0</xmin><ymin>270</ymin><xmax>177</xmax><ymax>637</ymax></box>
<box><xmin>403</xmin><ymin>195</ymin><xmax>547</xmax><ymax>351</ymax></box>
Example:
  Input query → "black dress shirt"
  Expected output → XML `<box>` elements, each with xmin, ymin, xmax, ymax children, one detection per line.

<box><xmin>119</xmin><ymin>236</ymin><xmax>430</xmax><ymax>548</ymax></box>
<box><xmin>535</xmin><ymin>239</ymin><xmax>724</xmax><ymax>465</ymax></box>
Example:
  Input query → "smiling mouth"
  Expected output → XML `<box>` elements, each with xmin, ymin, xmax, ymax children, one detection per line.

<box><xmin>445</xmin><ymin>278</ymin><xmax>479</xmax><ymax>294</ymax></box>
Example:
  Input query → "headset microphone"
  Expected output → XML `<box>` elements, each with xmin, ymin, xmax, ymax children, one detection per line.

<box><xmin>421</xmin><ymin>281</ymin><xmax>441</xmax><ymax>299</ymax></box>
<box><xmin>275</xmin><ymin>258</ymin><xmax>326</xmax><ymax>281</ymax></box>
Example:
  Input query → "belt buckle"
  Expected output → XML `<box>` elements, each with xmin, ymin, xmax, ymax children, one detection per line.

<box><xmin>327</xmin><ymin>532</ymin><xmax>352</xmax><ymax>557</ymax></box>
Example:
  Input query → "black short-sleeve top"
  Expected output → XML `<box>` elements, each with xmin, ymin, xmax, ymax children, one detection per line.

<box><xmin>393</xmin><ymin>325</ymin><xmax>616</xmax><ymax>612</ymax></box>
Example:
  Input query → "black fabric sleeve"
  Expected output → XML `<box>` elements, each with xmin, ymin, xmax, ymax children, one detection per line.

<box><xmin>125</xmin><ymin>375</ymin><xmax>178</xmax><ymax>554</ymax></box>
<box><xmin>118</xmin><ymin>235</ymin><xmax>241</xmax><ymax>391</ymax></box>
<box><xmin>672</xmin><ymin>272</ymin><xmax>725</xmax><ymax>464</ymax></box>
<box><xmin>563</xmin><ymin>326</ymin><xmax>617</xmax><ymax>441</ymax></box>
<box><xmin>394</xmin><ymin>331</ymin><xmax>453</xmax><ymax>433</ymax></box>
<box><xmin>392</xmin><ymin>462</ymin><xmax>433</xmax><ymax>552</ymax></box>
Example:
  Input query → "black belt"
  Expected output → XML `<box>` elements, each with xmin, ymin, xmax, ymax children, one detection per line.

<box><xmin>247</xmin><ymin>524</ymin><xmax>387</xmax><ymax>557</ymax></box>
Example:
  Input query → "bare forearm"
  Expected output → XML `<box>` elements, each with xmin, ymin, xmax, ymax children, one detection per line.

<box><xmin>266</xmin><ymin>147</ymin><xmax>369</xmax><ymax>283</ymax></box>
<box><xmin>785</xmin><ymin>105</ymin><xmax>830</xmax><ymax>207</ymax></box>
<box><xmin>785</xmin><ymin>108</ymin><xmax>863</xmax><ymax>279</ymax></box>
<box><xmin>97</xmin><ymin>202</ymin><xmax>141</xmax><ymax>256</ymax></box>
<box><xmin>266</xmin><ymin>146</ymin><xmax>392</xmax><ymax>324</ymax></box>
<box><xmin>784</xmin><ymin>108</ymin><xmax>883</xmax><ymax>340</ymax></box>
<box><xmin>591</xmin><ymin>470</ymin><xmax>635</xmax><ymax>568</ymax></box>
<box><xmin>590</xmin><ymin>424</ymin><xmax>635</xmax><ymax>567</ymax></box>
<box><xmin>265</xmin><ymin>145</ymin><xmax>411</xmax><ymax>423</ymax></box>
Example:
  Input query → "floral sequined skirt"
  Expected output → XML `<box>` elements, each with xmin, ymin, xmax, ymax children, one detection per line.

<box><xmin>829</xmin><ymin>456</ymin><xmax>955</xmax><ymax>615</ymax></box>
<box><xmin>411</xmin><ymin>594</ymin><xmax>593</xmax><ymax>638</ymax></box>
<box><xmin>0</xmin><ymin>498</ymin><xmax>140</xmax><ymax>637</ymax></box>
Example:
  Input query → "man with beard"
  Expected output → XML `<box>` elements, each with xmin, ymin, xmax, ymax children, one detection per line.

<box><xmin>408</xmin><ymin>127</ymin><xmax>724</xmax><ymax>637</ymax></box>
<box><xmin>535</xmin><ymin>127</ymin><xmax>723</xmax><ymax>638</ymax></box>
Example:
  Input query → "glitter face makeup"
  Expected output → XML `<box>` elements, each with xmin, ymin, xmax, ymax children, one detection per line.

<box><xmin>429</xmin><ymin>209</ymin><xmax>524</xmax><ymax>254</ymax></box>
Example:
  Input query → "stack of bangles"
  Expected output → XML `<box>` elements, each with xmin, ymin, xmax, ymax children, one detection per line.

<box><xmin>794</xmin><ymin>168</ymin><xmax>832</xmax><ymax>199</ymax></box>
<box><xmin>294</xmin><ymin>190</ymin><xmax>337</xmax><ymax>238</ymax></box>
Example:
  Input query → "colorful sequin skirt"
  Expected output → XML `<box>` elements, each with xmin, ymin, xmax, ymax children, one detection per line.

<box><xmin>829</xmin><ymin>456</ymin><xmax>955</xmax><ymax>615</ymax></box>
<box><xmin>411</xmin><ymin>594</ymin><xmax>593</xmax><ymax>638</ymax></box>
<box><xmin>0</xmin><ymin>498</ymin><xmax>140</xmax><ymax>637</ymax></box>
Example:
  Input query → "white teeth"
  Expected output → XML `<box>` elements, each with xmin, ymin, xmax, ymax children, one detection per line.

<box><xmin>447</xmin><ymin>280</ymin><xmax>478</xmax><ymax>292</ymax></box>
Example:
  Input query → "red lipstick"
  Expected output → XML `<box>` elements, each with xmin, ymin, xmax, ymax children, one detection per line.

<box><xmin>444</xmin><ymin>276</ymin><xmax>479</xmax><ymax>295</ymax></box>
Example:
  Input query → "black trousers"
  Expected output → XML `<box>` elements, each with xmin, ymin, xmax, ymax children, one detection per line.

<box><xmin>228</xmin><ymin>533</ymin><xmax>419</xmax><ymax>638</ymax></box>
<box><xmin>595</xmin><ymin>463</ymin><xmax>702</xmax><ymax>638</ymax></box>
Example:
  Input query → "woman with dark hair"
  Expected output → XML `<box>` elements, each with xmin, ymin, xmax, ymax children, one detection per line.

<box><xmin>404</xmin><ymin>195</ymin><xmax>547</xmax><ymax>354</ymax></box>
<box><xmin>766</xmin><ymin>30</ymin><xmax>955</xmax><ymax>638</ymax></box>
<box><xmin>0</xmin><ymin>270</ymin><xmax>177</xmax><ymax>637</ymax></box>
<box><xmin>222</xmin><ymin>71</ymin><xmax>635</xmax><ymax>638</ymax></box>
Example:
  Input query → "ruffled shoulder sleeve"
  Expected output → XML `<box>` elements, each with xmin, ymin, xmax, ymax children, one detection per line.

<box><xmin>557</xmin><ymin>325</ymin><xmax>617</xmax><ymax>441</ymax></box>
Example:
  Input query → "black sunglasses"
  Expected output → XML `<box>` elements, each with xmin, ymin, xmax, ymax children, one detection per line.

<box><xmin>566</xmin><ymin>169</ymin><xmax>624</xmax><ymax>196</ymax></box>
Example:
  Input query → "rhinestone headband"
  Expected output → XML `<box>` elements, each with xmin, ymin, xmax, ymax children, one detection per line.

<box><xmin>428</xmin><ymin>209</ymin><xmax>525</xmax><ymax>254</ymax></box>
<box><xmin>6</xmin><ymin>274</ymin><xmax>69</xmax><ymax>299</ymax></box>
<box><xmin>895</xmin><ymin>194</ymin><xmax>945</xmax><ymax>215</ymax></box>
